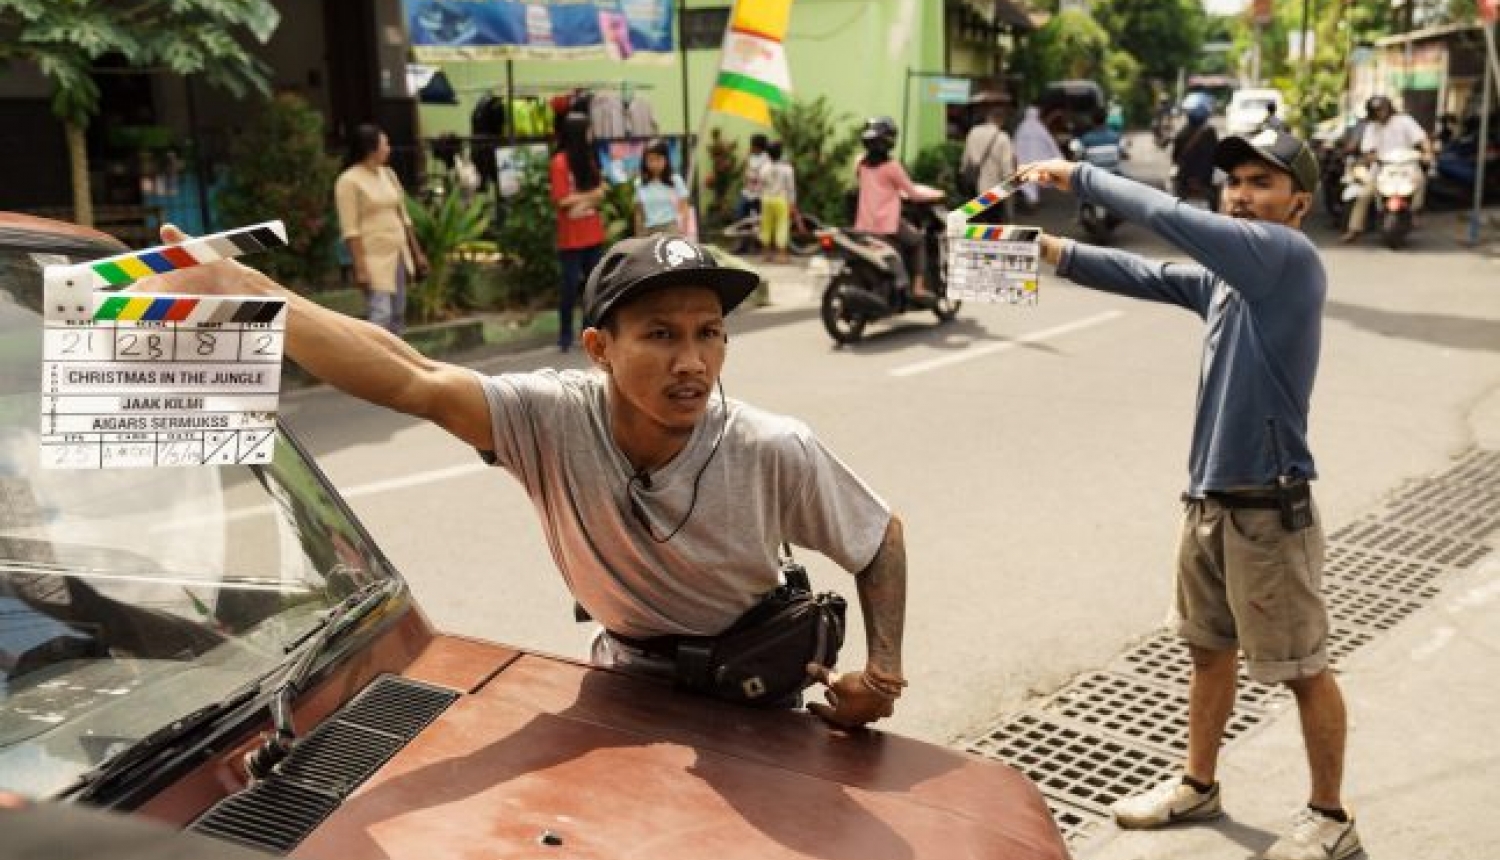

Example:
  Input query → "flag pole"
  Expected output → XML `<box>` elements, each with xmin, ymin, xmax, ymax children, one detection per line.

<box><xmin>687</xmin><ymin>0</ymin><xmax>742</xmax><ymax>195</ymax></box>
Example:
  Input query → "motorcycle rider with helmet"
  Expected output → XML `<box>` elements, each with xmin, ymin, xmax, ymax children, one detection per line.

<box><xmin>1341</xmin><ymin>95</ymin><xmax>1433</xmax><ymax>244</ymax></box>
<box><xmin>853</xmin><ymin>117</ymin><xmax>944</xmax><ymax>304</ymax></box>
<box><xmin>1171</xmin><ymin>98</ymin><xmax>1221</xmax><ymax>210</ymax></box>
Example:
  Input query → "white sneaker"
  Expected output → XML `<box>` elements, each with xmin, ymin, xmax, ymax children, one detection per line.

<box><xmin>1110</xmin><ymin>777</ymin><xmax>1223</xmax><ymax>829</ymax></box>
<box><xmin>1263</xmin><ymin>807</ymin><xmax>1362</xmax><ymax>860</ymax></box>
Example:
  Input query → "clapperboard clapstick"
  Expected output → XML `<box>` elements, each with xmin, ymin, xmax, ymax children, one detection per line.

<box><xmin>45</xmin><ymin>221</ymin><xmax>288</xmax><ymax>323</ymax></box>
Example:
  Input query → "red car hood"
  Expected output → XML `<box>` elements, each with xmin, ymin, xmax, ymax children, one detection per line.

<box><xmin>293</xmin><ymin>637</ymin><xmax>1068</xmax><ymax>860</ymax></box>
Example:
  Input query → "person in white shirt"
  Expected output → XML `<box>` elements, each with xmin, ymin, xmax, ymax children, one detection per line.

<box><xmin>960</xmin><ymin>102</ymin><xmax>1017</xmax><ymax>211</ymax></box>
<box><xmin>1341</xmin><ymin>95</ymin><xmax>1434</xmax><ymax>242</ymax></box>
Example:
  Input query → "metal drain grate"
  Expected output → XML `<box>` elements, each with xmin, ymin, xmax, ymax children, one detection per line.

<box><xmin>1110</xmin><ymin>629</ymin><xmax>1286</xmax><ymax>711</ymax></box>
<box><xmin>1434</xmin><ymin>449</ymin><xmax>1500</xmax><ymax>488</ymax></box>
<box><xmin>1047</xmin><ymin>799</ymin><xmax>1106</xmax><ymax>846</ymax></box>
<box><xmin>1323</xmin><ymin>545</ymin><xmax>1446</xmax><ymax>600</ymax></box>
<box><xmin>1327</xmin><ymin>625</ymin><xmax>1375</xmax><ymax>667</ymax></box>
<box><xmin>1328</xmin><ymin>518</ymin><xmax>1491</xmax><ymax>569</ymax></box>
<box><xmin>1323</xmin><ymin>579</ymin><xmax>1426</xmax><ymax>632</ymax></box>
<box><xmin>1378</xmin><ymin>490</ymin><xmax>1500</xmax><ymax>543</ymax></box>
<box><xmin>1045</xmin><ymin>671</ymin><xmax>1262</xmax><ymax>758</ymax></box>
<box><xmin>966</xmin><ymin>711</ymin><xmax>1178</xmax><ymax>815</ymax></box>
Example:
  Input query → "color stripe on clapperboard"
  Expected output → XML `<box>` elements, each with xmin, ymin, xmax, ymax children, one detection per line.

<box><xmin>83</xmin><ymin>223</ymin><xmax>288</xmax><ymax>290</ymax></box>
<box><xmin>92</xmin><ymin>295</ymin><xmax>286</xmax><ymax>325</ymax></box>
<box><xmin>957</xmin><ymin>177</ymin><xmax>1025</xmax><ymax>217</ymax></box>
<box><xmin>962</xmin><ymin>226</ymin><xmax>1041</xmax><ymax>242</ymax></box>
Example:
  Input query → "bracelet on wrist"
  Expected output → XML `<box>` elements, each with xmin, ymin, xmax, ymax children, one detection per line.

<box><xmin>860</xmin><ymin>672</ymin><xmax>906</xmax><ymax>699</ymax></box>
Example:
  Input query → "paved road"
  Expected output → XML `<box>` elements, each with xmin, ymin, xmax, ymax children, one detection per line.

<box><xmin>279</xmin><ymin>133</ymin><xmax>1500</xmax><ymax>745</ymax></box>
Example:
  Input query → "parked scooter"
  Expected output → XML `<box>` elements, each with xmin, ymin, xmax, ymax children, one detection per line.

<box><xmin>1343</xmin><ymin>147</ymin><xmax>1424</xmax><ymax>249</ymax></box>
<box><xmin>812</xmin><ymin>195</ymin><xmax>958</xmax><ymax>345</ymax></box>
<box><xmin>1068</xmin><ymin>136</ymin><xmax>1125</xmax><ymax>243</ymax></box>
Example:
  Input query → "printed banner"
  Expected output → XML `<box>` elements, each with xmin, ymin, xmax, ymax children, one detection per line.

<box><xmin>404</xmin><ymin>0</ymin><xmax>674</xmax><ymax>61</ymax></box>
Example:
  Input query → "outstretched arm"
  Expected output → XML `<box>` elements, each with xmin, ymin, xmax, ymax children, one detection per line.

<box><xmin>1039</xmin><ymin>231</ymin><xmax>1217</xmax><ymax>316</ymax></box>
<box><xmin>135</xmin><ymin>226</ymin><xmax>494</xmax><ymax>451</ymax></box>
<box><xmin>1025</xmin><ymin>160</ymin><xmax>1295</xmax><ymax>302</ymax></box>
<box><xmin>807</xmin><ymin>514</ymin><xmax>907</xmax><ymax>729</ymax></box>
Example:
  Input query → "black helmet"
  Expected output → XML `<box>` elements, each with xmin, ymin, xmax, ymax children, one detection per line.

<box><xmin>1365</xmin><ymin>95</ymin><xmax>1393</xmax><ymax>117</ymax></box>
<box><xmin>861</xmin><ymin>115</ymin><xmax>899</xmax><ymax>144</ymax></box>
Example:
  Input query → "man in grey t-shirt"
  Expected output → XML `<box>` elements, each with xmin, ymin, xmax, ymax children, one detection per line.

<box><xmin>1022</xmin><ymin>131</ymin><xmax>1360</xmax><ymax>860</ymax></box>
<box><xmin>480</xmin><ymin>234</ymin><xmax>908</xmax><ymax>728</ymax></box>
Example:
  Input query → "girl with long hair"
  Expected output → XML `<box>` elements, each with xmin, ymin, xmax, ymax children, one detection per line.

<box><xmin>632</xmin><ymin>138</ymin><xmax>690</xmax><ymax>237</ymax></box>
<box><xmin>550</xmin><ymin>111</ymin><xmax>606</xmax><ymax>352</ymax></box>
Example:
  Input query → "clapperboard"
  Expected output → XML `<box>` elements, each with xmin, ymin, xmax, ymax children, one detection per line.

<box><xmin>945</xmin><ymin>180</ymin><xmax>1042</xmax><ymax>305</ymax></box>
<box><xmin>40</xmin><ymin>222</ymin><xmax>289</xmax><ymax>470</ymax></box>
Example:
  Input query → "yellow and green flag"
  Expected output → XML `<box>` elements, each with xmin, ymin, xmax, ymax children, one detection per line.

<box><xmin>707</xmin><ymin>0</ymin><xmax>793</xmax><ymax>126</ymax></box>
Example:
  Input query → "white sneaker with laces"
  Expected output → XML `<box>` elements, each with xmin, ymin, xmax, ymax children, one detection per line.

<box><xmin>1262</xmin><ymin>807</ymin><xmax>1362</xmax><ymax>860</ymax></box>
<box><xmin>1109</xmin><ymin>777</ymin><xmax>1222</xmax><ymax>829</ymax></box>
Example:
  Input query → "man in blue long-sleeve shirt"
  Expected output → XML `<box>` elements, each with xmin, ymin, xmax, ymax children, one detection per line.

<box><xmin>1023</xmin><ymin>129</ymin><xmax>1360</xmax><ymax>860</ymax></box>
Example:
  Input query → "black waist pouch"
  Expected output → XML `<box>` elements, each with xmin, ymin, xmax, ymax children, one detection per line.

<box><xmin>673</xmin><ymin>557</ymin><xmax>846</xmax><ymax>706</ymax></box>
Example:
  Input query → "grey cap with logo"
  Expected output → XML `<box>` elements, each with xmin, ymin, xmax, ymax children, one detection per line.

<box><xmin>1213</xmin><ymin>128</ymin><xmax>1321</xmax><ymax>194</ymax></box>
<box><xmin>582</xmin><ymin>234</ymin><xmax>761</xmax><ymax>328</ymax></box>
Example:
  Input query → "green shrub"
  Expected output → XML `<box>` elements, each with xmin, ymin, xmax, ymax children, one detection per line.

<box><xmin>703</xmin><ymin>127</ymin><xmax>743</xmax><ymax>229</ymax></box>
<box><xmin>216</xmin><ymin>93</ymin><xmax>339</xmax><ymax>288</ymax></box>
<box><xmin>406</xmin><ymin>186</ymin><xmax>491</xmax><ymax>323</ymax></box>
<box><xmin>494</xmin><ymin>156</ymin><xmax>562</xmax><ymax>307</ymax></box>
<box><xmin>911</xmin><ymin>140</ymin><xmax>964</xmax><ymax>199</ymax></box>
<box><xmin>771</xmin><ymin>96</ymin><xmax>862</xmax><ymax>226</ymax></box>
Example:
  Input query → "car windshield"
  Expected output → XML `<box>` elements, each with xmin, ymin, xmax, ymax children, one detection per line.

<box><xmin>0</xmin><ymin>233</ymin><xmax>400</xmax><ymax>796</ymax></box>
<box><xmin>1235</xmin><ymin>98</ymin><xmax>1275</xmax><ymax>112</ymax></box>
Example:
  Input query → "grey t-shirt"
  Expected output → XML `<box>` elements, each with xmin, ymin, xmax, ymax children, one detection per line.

<box><xmin>1059</xmin><ymin>163</ymin><xmax>1325</xmax><ymax>495</ymax></box>
<box><xmin>480</xmin><ymin>369</ymin><xmax>891</xmax><ymax>639</ymax></box>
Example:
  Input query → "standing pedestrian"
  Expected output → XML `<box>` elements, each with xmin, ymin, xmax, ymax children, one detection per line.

<box><xmin>757</xmin><ymin>141</ymin><xmax>796</xmax><ymax>263</ymax></box>
<box><xmin>1013</xmin><ymin>106</ymin><xmax>1063</xmax><ymax>209</ymax></box>
<box><xmin>334</xmin><ymin>123</ymin><xmax>428</xmax><ymax>335</ymax></box>
<box><xmin>632</xmin><ymin>138</ymin><xmax>691</xmax><ymax>237</ymax></box>
<box><xmin>550</xmin><ymin>112</ymin><xmax>607</xmax><ymax>353</ymax></box>
<box><xmin>960</xmin><ymin>101</ymin><xmax>1016</xmax><ymax>204</ymax></box>
<box><xmin>1022</xmin><ymin>129</ymin><xmax>1360</xmax><ymax>860</ymax></box>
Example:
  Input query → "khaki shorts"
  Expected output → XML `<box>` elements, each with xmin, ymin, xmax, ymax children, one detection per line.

<box><xmin>1175</xmin><ymin>494</ymin><xmax>1329</xmax><ymax>683</ymax></box>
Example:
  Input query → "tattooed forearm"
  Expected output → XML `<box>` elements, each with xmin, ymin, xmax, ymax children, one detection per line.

<box><xmin>856</xmin><ymin>514</ymin><xmax>907</xmax><ymax>678</ymax></box>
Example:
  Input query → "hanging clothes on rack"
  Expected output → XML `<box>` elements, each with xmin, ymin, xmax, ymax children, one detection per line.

<box><xmin>590</xmin><ymin>90</ymin><xmax>627</xmax><ymax>139</ymax></box>
<box><xmin>622</xmin><ymin>87</ymin><xmax>658</xmax><ymax>138</ymax></box>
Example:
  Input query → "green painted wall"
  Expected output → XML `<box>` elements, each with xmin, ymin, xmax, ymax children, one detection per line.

<box><xmin>417</xmin><ymin>0</ymin><xmax>947</xmax><ymax>166</ymax></box>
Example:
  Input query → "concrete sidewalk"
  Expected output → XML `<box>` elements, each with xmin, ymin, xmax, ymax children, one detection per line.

<box><xmin>1084</xmin><ymin>386</ymin><xmax>1500</xmax><ymax>860</ymax></box>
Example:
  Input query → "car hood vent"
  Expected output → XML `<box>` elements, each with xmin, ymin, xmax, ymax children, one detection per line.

<box><xmin>190</xmin><ymin>674</ymin><xmax>458</xmax><ymax>854</ymax></box>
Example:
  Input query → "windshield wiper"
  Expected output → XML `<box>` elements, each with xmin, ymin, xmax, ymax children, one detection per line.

<box><xmin>61</xmin><ymin>685</ymin><xmax>261</xmax><ymax>802</ymax></box>
<box><xmin>243</xmin><ymin>579</ymin><xmax>398</xmax><ymax>779</ymax></box>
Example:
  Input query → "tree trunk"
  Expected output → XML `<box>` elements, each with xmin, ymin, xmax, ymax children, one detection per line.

<box><xmin>65</xmin><ymin>120</ymin><xmax>92</xmax><ymax>228</ymax></box>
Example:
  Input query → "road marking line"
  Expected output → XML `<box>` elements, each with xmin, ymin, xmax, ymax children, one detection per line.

<box><xmin>888</xmin><ymin>310</ymin><xmax>1125</xmax><ymax>378</ymax></box>
<box><xmin>340</xmin><ymin>461</ymin><xmax>489</xmax><ymax>500</ymax></box>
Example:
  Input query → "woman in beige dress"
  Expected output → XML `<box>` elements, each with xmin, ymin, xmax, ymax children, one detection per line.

<box><xmin>334</xmin><ymin>124</ymin><xmax>427</xmax><ymax>334</ymax></box>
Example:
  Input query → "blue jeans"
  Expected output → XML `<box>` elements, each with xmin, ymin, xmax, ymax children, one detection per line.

<box><xmin>558</xmin><ymin>244</ymin><xmax>604</xmax><ymax>350</ymax></box>
<box><xmin>366</xmin><ymin>263</ymin><xmax>407</xmax><ymax>335</ymax></box>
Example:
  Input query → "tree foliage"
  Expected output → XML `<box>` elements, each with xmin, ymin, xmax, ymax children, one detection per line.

<box><xmin>1093</xmin><ymin>0</ymin><xmax>1207</xmax><ymax>86</ymax></box>
<box><xmin>0</xmin><ymin>0</ymin><xmax>276</xmax><ymax>224</ymax></box>
<box><xmin>770</xmin><ymin>96</ymin><xmax>863</xmax><ymax>226</ymax></box>
<box><xmin>217</xmin><ymin>94</ymin><xmax>339</xmax><ymax>287</ymax></box>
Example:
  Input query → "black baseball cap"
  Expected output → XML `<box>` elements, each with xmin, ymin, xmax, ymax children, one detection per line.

<box><xmin>583</xmin><ymin>234</ymin><xmax>760</xmax><ymax>327</ymax></box>
<box><xmin>1214</xmin><ymin>128</ymin><xmax>1320</xmax><ymax>193</ymax></box>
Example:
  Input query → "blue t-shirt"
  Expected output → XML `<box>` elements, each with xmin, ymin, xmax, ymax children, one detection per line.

<box><xmin>1058</xmin><ymin>163</ymin><xmax>1325</xmax><ymax>495</ymax></box>
<box><xmin>634</xmin><ymin>175</ymin><xmax>689</xmax><ymax>230</ymax></box>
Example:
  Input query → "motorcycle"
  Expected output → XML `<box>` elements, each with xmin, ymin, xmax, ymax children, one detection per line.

<box><xmin>1374</xmin><ymin>148</ymin><xmax>1424</xmax><ymax>249</ymax></box>
<box><xmin>812</xmin><ymin>194</ymin><xmax>958</xmax><ymax>346</ymax></box>
<box><xmin>1342</xmin><ymin>148</ymin><xmax>1424</xmax><ymax>249</ymax></box>
<box><xmin>1068</xmin><ymin>137</ymin><xmax>1125</xmax><ymax>243</ymax></box>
